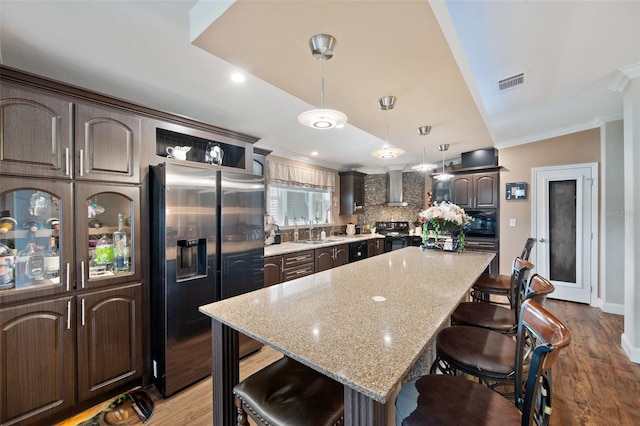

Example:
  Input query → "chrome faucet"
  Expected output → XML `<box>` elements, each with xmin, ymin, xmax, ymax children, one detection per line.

<box><xmin>309</xmin><ymin>218</ymin><xmax>315</xmax><ymax>241</ymax></box>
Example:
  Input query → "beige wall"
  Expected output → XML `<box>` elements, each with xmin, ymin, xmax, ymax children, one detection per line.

<box><xmin>498</xmin><ymin>128</ymin><xmax>600</xmax><ymax>275</ymax></box>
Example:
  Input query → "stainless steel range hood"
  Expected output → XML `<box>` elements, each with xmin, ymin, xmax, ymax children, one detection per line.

<box><xmin>387</xmin><ymin>170</ymin><xmax>408</xmax><ymax>207</ymax></box>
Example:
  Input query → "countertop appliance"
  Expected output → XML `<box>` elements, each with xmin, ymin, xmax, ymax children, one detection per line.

<box><xmin>375</xmin><ymin>221</ymin><xmax>412</xmax><ymax>252</ymax></box>
<box><xmin>150</xmin><ymin>163</ymin><xmax>264</xmax><ymax>397</ymax></box>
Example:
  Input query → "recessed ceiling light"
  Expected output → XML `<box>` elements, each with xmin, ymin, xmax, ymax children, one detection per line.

<box><xmin>311</xmin><ymin>151</ymin><xmax>319</xmax><ymax>156</ymax></box>
<box><xmin>230</xmin><ymin>72</ymin><xmax>245</xmax><ymax>83</ymax></box>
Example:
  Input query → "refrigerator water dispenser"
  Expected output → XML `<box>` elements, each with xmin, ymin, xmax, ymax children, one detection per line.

<box><xmin>176</xmin><ymin>238</ymin><xmax>206</xmax><ymax>280</ymax></box>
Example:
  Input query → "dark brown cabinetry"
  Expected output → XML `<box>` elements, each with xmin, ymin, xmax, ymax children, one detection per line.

<box><xmin>264</xmin><ymin>250</ymin><xmax>315</xmax><ymax>286</ymax></box>
<box><xmin>367</xmin><ymin>238</ymin><xmax>385</xmax><ymax>257</ymax></box>
<box><xmin>76</xmin><ymin>283</ymin><xmax>142</xmax><ymax>402</ymax></box>
<box><xmin>282</xmin><ymin>250</ymin><xmax>315</xmax><ymax>282</ymax></box>
<box><xmin>264</xmin><ymin>255</ymin><xmax>282</xmax><ymax>287</ymax></box>
<box><xmin>0</xmin><ymin>296</ymin><xmax>75</xmax><ymax>426</ymax></box>
<box><xmin>339</xmin><ymin>171</ymin><xmax>366</xmax><ymax>215</ymax></box>
<box><xmin>0</xmin><ymin>82</ymin><xmax>73</xmax><ymax>179</ymax></box>
<box><xmin>0</xmin><ymin>83</ymin><xmax>144</xmax><ymax>184</ymax></box>
<box><xmin>451</xmin><ymin>171</ymin><xmax>499</xmax><ymax>209</ymax></box>
<box><xmin>75</xmin><ymin>103</ymin><xmax>142</xmax><ymax>184</ymax></box>
<box><xmin>315</xmin><ymin>244</ymin><xmax>348</xmax><ymax>273</ymax></box>
<box><xmin>75</xmin><ymin>183</ymin><xmax>142</xmax><ymax>289</ymax></box>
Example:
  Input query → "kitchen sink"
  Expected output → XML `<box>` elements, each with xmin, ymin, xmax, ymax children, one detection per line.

<box><xmin>294</xmin><ymin>238</ymin><xmax>343</xmax><ymax>244</ymax></box>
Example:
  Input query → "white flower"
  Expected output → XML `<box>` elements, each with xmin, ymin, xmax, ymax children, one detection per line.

<box><xmin>419</xmin><ymin>202</ymin><xmax>472</xmax><ymax>227</ymax></box>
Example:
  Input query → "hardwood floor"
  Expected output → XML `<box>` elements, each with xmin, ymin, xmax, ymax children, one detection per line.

<box><xmin>146</xmin><ymin>299</ymin><xmax>640</xmax><ymax>425</ymax></box>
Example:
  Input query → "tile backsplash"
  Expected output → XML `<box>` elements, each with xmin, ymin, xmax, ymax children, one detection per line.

<box><xmin>357</xmin><ymin>172</ymin><xmax>426</xmax><ymax>227</ymax></box>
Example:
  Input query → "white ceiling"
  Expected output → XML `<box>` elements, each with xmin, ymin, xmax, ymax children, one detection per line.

<box><xmin>1</xmin><ymin>1</ymin><xmax>638</xmax><ymax>173</ymax></box>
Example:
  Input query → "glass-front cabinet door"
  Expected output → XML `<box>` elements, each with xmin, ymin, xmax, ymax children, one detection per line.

<box><xmin>0</xmin><ymin>177</ymin><xmax>74</xmax><ymax>305</ymax></box>
<box><xmin>75</xmin><ymin>183</ymin><xmax>141</xmax><ymax>290</ymax></box>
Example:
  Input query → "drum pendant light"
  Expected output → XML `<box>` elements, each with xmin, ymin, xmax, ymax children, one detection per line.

<box><xmin>298</xmin><ymin>34</ymin><xmax>347</xmax><ymax>130</ymax></box>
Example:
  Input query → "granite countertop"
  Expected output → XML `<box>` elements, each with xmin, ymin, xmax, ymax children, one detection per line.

<box><xmin>264</xmin><ymin>233</ymin><xmax>385</xmax><ymax>256</ymax></box>
<box><xmin>200</xmin><ymin>247</ymin><xmax>494</xmax><ymax>404</ymax></box>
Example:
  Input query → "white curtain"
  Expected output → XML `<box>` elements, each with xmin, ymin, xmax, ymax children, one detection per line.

<box><xmin>267</xmin><ymin>159</ymin><xmax>335</xmax><ymax>190</ymax></box>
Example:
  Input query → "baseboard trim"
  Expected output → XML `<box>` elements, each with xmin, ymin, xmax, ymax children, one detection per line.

<box><xmin>621</xmin><ymin>333</ymin><xmax>640</xmax><ymax>364</ymax></box>
<box><xmin>600</xmin><ymin>300</ymin><xmax>625</xmax><ymax>315</ymax></box>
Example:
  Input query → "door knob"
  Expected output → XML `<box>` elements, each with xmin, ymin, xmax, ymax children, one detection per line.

<box><xmin>539</xmin><ymin>238</ymin><xmax>545</xmax><ymax>242</ymax></box>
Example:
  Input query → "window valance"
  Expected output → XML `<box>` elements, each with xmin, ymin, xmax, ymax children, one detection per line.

<box><xmin>267</xmin><ymin>160</ymin><xmax>335</xmax><ymax>190</ymax></box>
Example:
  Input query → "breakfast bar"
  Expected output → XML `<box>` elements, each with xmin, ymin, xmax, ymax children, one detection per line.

<box><xmin>199</xmin><ymin>247</ymin><xmax>494</xmax><ymax>425</ymax></box>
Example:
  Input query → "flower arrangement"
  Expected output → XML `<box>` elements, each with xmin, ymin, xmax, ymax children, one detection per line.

<box><xmin>418</xmin><ymin>202</ymin><xmax>473</xmax><ymax>251</ymax></box>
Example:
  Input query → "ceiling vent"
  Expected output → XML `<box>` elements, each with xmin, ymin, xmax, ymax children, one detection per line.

<box><xmin>498</xmin><ymin>72</ymin><xmax>525</xmax><ymax>92</ymax></box>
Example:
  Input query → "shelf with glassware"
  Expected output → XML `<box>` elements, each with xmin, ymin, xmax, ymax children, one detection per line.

<box><xmin>77</xmin><ymin>183</ymin><xmax>141</xmax><ymax>288</ymax></box>
<box><xmin>154</xmin><ymin>125</ymin><xmax>248</xmax><ymax>170</ymax></box>
<box><xmin>0</xmin><ymin>179</ymin><xmax>74</xmax><ymax>305</ymax></box>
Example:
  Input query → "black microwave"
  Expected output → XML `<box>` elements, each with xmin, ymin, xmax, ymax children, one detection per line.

<box><xmin>464</xmin><ymin>209</ymin><xmax>497</xmax><ymax>238</ymax></box>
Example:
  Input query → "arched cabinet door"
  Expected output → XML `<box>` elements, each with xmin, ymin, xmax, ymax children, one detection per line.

<box><xmin>75</xmin><ymin>102</ymin><xmax>142</xmax><ymax>184</ymax></box>
<box><xmin>0</xmin><ymin>296</ymin><xmax>75</xmax><ymax>425</ymax></box>
<box><xmin>0</xmin><ymin>82</ymin><xmax>73</xmax><ymax>179</ymax></box>
<box><xmin>75</xmin><ymin>183</ymin><xmax>141</xmax><ymax>290</ymax></box>
<box><xmin>0</xmin><ymin>177</ymin><xmax>74</xmax><ymax>306</ymax></box>
<box><xmin>76</xmin><ymin>283</ymin><xmax>142</xmax><ymax>402</ymax></box>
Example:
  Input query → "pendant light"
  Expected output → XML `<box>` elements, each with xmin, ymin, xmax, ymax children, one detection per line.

<box><xmin>371</xmin><ymin>96</ymin><xmax>405</xmax><ymax>159</ymax></box>
<box><xmin>434</xmin><ymin>143</ymin><xmax>454</xmax><ymax>180</ymax></box>
<box><xmin>298</xmin><ymin>34</ymin><xmax>348</xmax><ymax>130</ymax></box>
<box><xmin>411</xmin><ymin>126</ymin><xmax>437</xmax><ymax>171</ymax></box>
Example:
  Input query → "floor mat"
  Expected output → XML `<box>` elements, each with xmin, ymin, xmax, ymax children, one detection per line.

<box><xmin>55</xmin><ymin>387</ymin><xmax>154</xmax><ymax>426</ymax></box>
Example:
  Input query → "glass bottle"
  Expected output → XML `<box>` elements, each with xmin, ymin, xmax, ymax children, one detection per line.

<box><xmin>15</xmin><ymin>230</ymin><xmax>45</xmax><ymax>287</ymax></box>
<box><xmin>43</xmin><ymin>236</ymin><xmax>60</xmax><ymax>280</ymax></box>
<box><xmin>113</xmin><ymin>212</ymin><xmax>129</xmax><ymax>272</ymax></box>
<box><xmin>0</xmin><ymin>242</ymin><xmax>15</xmax><ymax>290</ymax></box>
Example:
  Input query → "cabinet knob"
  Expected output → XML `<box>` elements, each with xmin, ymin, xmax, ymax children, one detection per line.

<box><xmin>539</xmin><ymin>238</ymin><xmax>545</xmax><ymax>242</ymax></box>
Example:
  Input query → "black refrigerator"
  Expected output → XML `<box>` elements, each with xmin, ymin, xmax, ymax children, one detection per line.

<box><xmin>150</xmin><ymin>163</ymin><xmax>264</xmax><ymax>397</ymax></box>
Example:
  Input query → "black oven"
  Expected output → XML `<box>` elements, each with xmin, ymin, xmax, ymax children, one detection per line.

<box><xmin>384</xmin><ymin>235</ymin><xmax>409</xmax><ymax>252</ymax></box>
<box><xmin>464</xmin><ymin>209</ymin><xmax>498</xmax><ymax>238</ymax></box>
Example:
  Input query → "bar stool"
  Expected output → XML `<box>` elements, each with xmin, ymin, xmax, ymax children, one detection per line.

<box><xmin>396</xmin><ymin>299</ymin><xmax>571</xmax><ymax>426</ymax></box>
<box><xmin>233</xmin><ymin>356</ymin><xmax>344</xmax><ymax>426</ymax></box>
<box><xmin>451</xmin><ymin>274</ymin><xmax>553</xmax><ymax>335</ymax></box>
<box><xmin>430</xmin><ymin>274</ymin><xmax>552</xmax><ymax>398</ymax></box>
<box><xmin>471</xmin><ymin>238</ymin><xmax>536</xmax><ymax>304</ymax></box>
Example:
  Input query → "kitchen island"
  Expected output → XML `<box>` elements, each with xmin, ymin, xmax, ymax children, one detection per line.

<box><xmin>199</xmin><ymin>246</ymin><xmax>494</xmax><ymax>425</ymax></box>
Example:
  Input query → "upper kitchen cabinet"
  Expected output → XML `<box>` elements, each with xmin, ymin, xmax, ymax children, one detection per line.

<box><xmin>451</xmin><ymin>171</ymin><xmax>499</xmax><ymax>209</ymax></box>
<box><xmin>0</xmin><ymin>82</ymin><xmax>73</xmax><ymax>179</ymax></box>
<box><xmin>339</xmin><ymin>171</ymin><xmax>366</xmax><ymax>215</ymax></box>
<box><xmin>75</xmin><ymin>102</ymin><xmax>142</xmax><ymax>183</ymax></box>
<box><xmin>0</xmin><ymin>177</ymin><xmax>74</xmax><ymax>306</ymax></box>
<box><xmin>75</xmin><ymin>183</ymin><xmax>141</xmax><ymax>290</ymax></box>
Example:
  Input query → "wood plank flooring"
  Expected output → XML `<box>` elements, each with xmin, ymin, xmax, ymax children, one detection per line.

<box><xmin>145</xmin><ymin>299</ymin><xmax>640</xmax><ymax>425</ymax></box>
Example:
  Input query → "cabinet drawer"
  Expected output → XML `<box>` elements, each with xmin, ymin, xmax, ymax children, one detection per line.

<box><xmin>283</xmin><ymin>263</ymin><xmax>314</xmax><ymax>281</ymax></box>
<box><xmin>282</xmin><ymin>250</ymin><xmax>314</xmax><ymax>268</ymax></box>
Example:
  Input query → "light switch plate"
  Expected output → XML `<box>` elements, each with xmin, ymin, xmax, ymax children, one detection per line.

<box><xmin>509</xmin><ymin>218</ymin><xmax>517</xmax><ymax>227</ymax></box>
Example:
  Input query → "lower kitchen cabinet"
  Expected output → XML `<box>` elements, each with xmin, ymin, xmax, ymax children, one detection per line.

<box><xmin>76</xmin><ymin>282</ymin><xmax>143</xmax><ymax>403</ymax></box>
<box><xmin>0</xmin><ymin>283</ymin><xmax>142</xmax><ymax>425</ymax></box>
<box><xmin>367</xmin><ymin>238</ymin><xmax>385</xmax><ymax>257</ymax></box>
<box><xmin>264</xmin><ymin>255</ymin><xmax>282</xmax><ymax>287</ymax></box>
<box><xmin>282</xmin><ymin>250</ymin><xmax>315</xmax><ymax>281</ymax></box>
<box><xmin>315</xmin><ymin>244</ymin><xmax>348</xmax><ymax>272</ymax></box>
<box><xmin>264</xmin><ymin>250</ymin><xmax>315</xmax><ymax>286</ymax></box>
<box><xmin>0</xmin><ymin>296</ymin><xmax>75</xmax><ymax>426</ymax></box>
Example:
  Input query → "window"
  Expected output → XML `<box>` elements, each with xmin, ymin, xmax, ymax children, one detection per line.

<box><xmin>268</xmin><ymin>185</ymin><xmax>332</xmax><ymax>226</ymax></box>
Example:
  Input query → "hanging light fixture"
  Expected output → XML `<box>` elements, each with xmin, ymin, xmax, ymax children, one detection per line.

<box><xmin>411</xmin><ymin>126</ymin><xmax>437</xmax><ymax>172</ymax></box>
<box><xmin>371</xmin><ymin>96</ymin><xmax>405</xmax><ymax>159</ymax></box>
<box><xmin>434</xmin><ymin>144</ymin><xmax>454</xmax><ymax>180</ymax></box>
<box><xmin>298</xmin><ymin>34</ymin><xmax>348</xmax><ymax>130</ymax></box>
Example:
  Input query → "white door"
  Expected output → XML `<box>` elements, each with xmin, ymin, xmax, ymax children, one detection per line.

<box><xmin>531</xmin><ymin>163</ymin><xmax>597</xmax><ymax>304</ymax></box>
